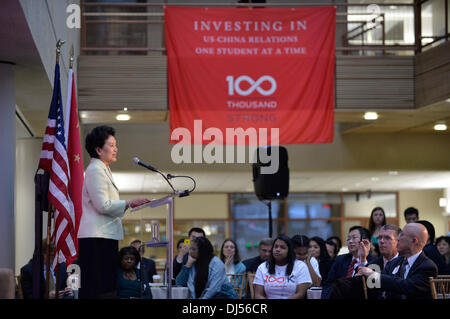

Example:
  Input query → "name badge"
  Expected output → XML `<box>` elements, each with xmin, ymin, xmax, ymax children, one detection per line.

<box><xmin>392</xmin><ymin>265</ymin><xmax>400</xmax><ymax>275</ymax></box>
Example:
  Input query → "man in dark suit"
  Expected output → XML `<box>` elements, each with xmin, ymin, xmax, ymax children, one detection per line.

<box><xmin>357</xmin><ymin>223</ymin><xmax>438</xmax><ymax>299</ymax></box>
<box><xmin>322</xmin><ymin>226</ymin><xmax>376</xmax><ymax>299</ymax></box>
<box><xmin>20</xmin><ymin>240</ymin><xmax>72</xmax><ymax>299</ymax></box>
<box><xmin>130</xmin><ymin>240</ymin><xmax>157</xmax><ymax>283</ymax></box>
<box><xmin>372</xmin><ymin>224</ymin><xmax>401</xmax><ymax>271</ymax></box>
<box><xmin>416</xmin><ymin>220</ymin><xmax>450</xmax><ymax>275</ymax></box>
<box><xmin>242</xmin><ymin>238</ymin><xmax>273</xmax><ymax>273</ymax></box>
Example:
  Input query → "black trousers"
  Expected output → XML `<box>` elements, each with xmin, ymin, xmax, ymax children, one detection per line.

<box><xmin>79</xmin><ymin>238</ymin><xmax>118</xmax><ymax>299</ymax></box>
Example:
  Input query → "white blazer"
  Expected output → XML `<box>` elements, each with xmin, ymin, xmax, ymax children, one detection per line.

<box><xmin>78</xmin><ymin>158</ymin><xmax>127</xmax><ymax>240</ymax></box>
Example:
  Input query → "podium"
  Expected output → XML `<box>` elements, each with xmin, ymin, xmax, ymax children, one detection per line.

<box><xmin>130</xmin><ymin>194</ymin><xmax>176</xmax><ymax>299</ymax></box>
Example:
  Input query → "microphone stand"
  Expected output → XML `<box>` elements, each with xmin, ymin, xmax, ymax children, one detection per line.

<box><xmin>134</xmin><ymin>163</ymin><xmax>196</xmax><ymax>299</ymax></box>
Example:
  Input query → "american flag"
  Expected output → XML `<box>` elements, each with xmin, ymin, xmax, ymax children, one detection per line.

<box><xmin>39</xmin><ymin>63</ymin><xmax>77</xmax><ymax>269</ymax></box>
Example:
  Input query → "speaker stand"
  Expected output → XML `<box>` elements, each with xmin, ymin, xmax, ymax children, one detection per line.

<box><xmin>266</xmin><ymin>201</ymin><xmax>273</xmax><ymax>238</ymax></box>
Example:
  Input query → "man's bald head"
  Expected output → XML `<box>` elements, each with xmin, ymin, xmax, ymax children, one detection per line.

<box><xmin>397</xmin><ymin>223</ymin><xmax>429</xmax><ymax>257</ymax></box>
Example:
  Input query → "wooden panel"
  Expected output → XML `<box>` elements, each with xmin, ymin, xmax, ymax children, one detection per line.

<box><xmin>336</xmin><ymin>56</ymin><xmax>414</xmax><ymax>109</ymax></box>
<box><xmin>78</xmin><ymin>55</ymin><xmax>415</xmax><ymax>111</ymax></box>
<box><xmin>415</xmin><ymin>43</ymin><xmax>450</xmax><ymax>107</ymax></box>
<box><xmin>78</xmin><ymin>56</ymin><xmax>167</xmax><ymax>110</ymax></box>
<box><xmin>415</xmin><ymin>41</ymin><xmax>450</xmax><ymax>75</ymax></box>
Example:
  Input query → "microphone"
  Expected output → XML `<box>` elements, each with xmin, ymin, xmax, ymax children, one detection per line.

<box><xmin>132</xmin><ymin>157</ymin><xmax>158</xmax><ymax>173</ymax></box>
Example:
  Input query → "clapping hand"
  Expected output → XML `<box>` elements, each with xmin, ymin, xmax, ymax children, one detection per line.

<box><xmin>358</xmin><ymin>239</ymin><xmax>371</xmax><ymax>264</ymax></box>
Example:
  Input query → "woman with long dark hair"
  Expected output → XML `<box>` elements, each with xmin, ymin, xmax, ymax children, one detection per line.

<box><xmin>368</xmin><ymin>207</ymin><xmax>386</xmax><ymax>258</ymax></box>
<box><xmin>308</xmin><ymin>236</ymin><xmax>334</xmax><ymax>284</ymax></box>
<box><xmin>253</xmin><ymin>236</ymin><xmax>311</xmax><ymax>299</ymax></box>
<box><xmin>368</xmin><ymin>207</ymin><xmax>386</xmax><ymax>244</ymax></box>
<box><xmin>175</xmin><ymin>236</ymin><xmax>236</xmax><ymax>299</ymax></box>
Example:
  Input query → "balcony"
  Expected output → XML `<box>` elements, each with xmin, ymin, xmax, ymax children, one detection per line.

<box><xmin>78</xmin><ymin>0</ymin><xmax>450</xmax><ymax>134</ymax></box>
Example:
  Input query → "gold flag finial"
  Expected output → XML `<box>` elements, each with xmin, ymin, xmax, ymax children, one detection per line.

<box><xmin>56</xmin><ymin>39</ymin><xmax>66</xmax><ymax>64</ymax></box>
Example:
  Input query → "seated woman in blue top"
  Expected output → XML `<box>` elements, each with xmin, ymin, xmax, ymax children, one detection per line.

<box><xmin>176</xmin><ymin>236</ymin><xmax>237</xmax><ymax>299</ymax></box>
<box><xmin>117</xmin><ymin>246</ymin><xmax>152</xmax><ymax>299</ymax></box>
<box><xmin>220</xmin><ymin>238</ymin><xmax>246</xmax><ymax>295</ymax></box>
<box><xmin>220</xmin><ymin>238</ymin><xmax>246</xmax><ymax>276</ymax></box>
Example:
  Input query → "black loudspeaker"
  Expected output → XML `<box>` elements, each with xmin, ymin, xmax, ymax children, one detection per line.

<box><xmin>252</xmin><ymin>146</ymin><xmax>289</xmax><ymax>200</ymax></box>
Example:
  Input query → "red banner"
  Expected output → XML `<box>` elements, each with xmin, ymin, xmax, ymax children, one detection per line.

<box><xmin>165</xmin><ymin>6</ymin><xmax>335</xmax><ymax>145</ymax></box>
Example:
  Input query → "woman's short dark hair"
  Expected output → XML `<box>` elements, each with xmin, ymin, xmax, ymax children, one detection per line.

<box><xmin>267</xmin><ymin>236</ymin><xmax>296</xmax><ymax>276</ymax></box>
<box><xmin>220</xmin><ymin>238</ymin><xmax>241</xmax><ymax>265</ymax></box>
<box><xmin>118</xmin><ymin>246</ymin><xmax>141</xmax><ymax>268</ymax></box>
<box><xmin>310</xmin><ymin>236</ymin><xmax>331</xmax><ymax>261</ymax></box>
<box><xmin>85</xmin><ymin>125</ymin><xmax>115</xmax><ymax>159</ymax></box>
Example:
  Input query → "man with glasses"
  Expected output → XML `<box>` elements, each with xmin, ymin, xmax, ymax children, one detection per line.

<box><xmin>357</xmin><ymin>223</ymin><xmax>438</xmax><ymax>299</ymax></box>
<box><xmin>373</xmin><ymin>225</ymin><xmax>401</xmax><ymax>271</ymax></box>
<box><xmin>321</xmin><ymin>226</ymin><xmax>375</xmax><ymax>299</ymax></box>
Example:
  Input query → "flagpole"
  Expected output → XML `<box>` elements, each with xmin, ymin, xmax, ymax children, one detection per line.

<box><xmin>45</xmin><ymin>40</ymin><xmax>66</xmax><ymax>299</ymax></box>
<box><xmin>45</xmin><ymin>205</ymin><xmax>53</xmax><ymax>299</ymax></box>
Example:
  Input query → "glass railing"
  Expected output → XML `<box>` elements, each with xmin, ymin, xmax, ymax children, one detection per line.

<box><xmin>80</xmin><ymin>0</ymin><xmax>449</xmax><ymax>56</ymax></box>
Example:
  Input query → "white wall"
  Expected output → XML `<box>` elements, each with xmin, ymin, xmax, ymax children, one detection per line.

<box><xmin>15</xmin><ymin>138</ymin><xmax>45</xmax><ymax>275</ymax></box>
<box><xmin>399</xmin><ymin>189</ymin><xmax>447</xmax><ymax>237</ymax></box>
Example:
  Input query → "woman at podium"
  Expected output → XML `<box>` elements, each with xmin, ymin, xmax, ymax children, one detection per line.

<box><xmin>77</xmin><ymin>125</ymin><xmax>150</xmax><ymax>299</ymax></box>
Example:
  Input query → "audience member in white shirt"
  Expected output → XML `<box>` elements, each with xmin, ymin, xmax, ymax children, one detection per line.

<box><xmin>254</xmin><ymin>236</ymin><xmax>312</xmax><ymax>299</ymax></box>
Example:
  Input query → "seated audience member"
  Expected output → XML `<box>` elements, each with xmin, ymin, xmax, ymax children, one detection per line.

<box><xmin>322</xmin><ymin>226</ymin><xmax>375</xmax><ymax>299</ymax></box>
<box><xmin>404</xmin><ymin>207</ymin><xmax>419</xmax><ymax>224</ymax></box>
<box><xmin>327</xmin><ymin>236</ymin><xmax>342</xmax><ymax>256</ymax></box>
<box><xmin>130</xmin><ymin>239</ymin><xmax>157</xmax><ymax>283</ymax></box>
<box><xmin>117</xmin><ymin>246</ymin><xmax>151</xmax><ymax>299</ymax></box>
<box><xmin>373</xmin><ymin>224</ymin><xmax>401</xmax><ymax>270</ymax></box>
<box><xmin>254</xmin><ymin>236</ymin><xmax>312</xmax><ymax>299</ymax></box>
<box><xmin>436</xmin><ymin>236</ymin><xmax>450</xmax><ymax>265</ymax></box>
<box><xmin>357</xmin><ymin>223</ymin><xmax>438</xmax><ymax>299</ymax></box>
<box><xmin>220</xmin><ymin>238</ymin><xmax>246</xmax><ymax>276</ymax></box>
<box><xmin>368</xmin><ymin>207</ymin><xmax>386</xmax><ymax>259</ymax></box>
<box><xmin>20</xmin><ymin>240</ymin><xmax>73</xmax><ymax>299</ymax></box>
<box><xmin>176</xmin><ymin>237</ymin><xmax>236</xmax><ymax>299</ymax></box>
<box><xmin>325</xmin><ymin>239</ymin><xmax>339</xmax><ymax>260</ymax></box>
<box><xmin>368</xmin><ymin>207</ymin><xmax>386</xmax><ymax>246</ymax></box>
<box><xmin>416</xmin><ymin>220</ymin><xmax>450</xmax><ymax>275</ymax></box>
<box><xmin>173</xmin><ymin>227</ymin><xmax>206</xmax><ymax>280</ymax></box>
<box><xmin>242</xmin><ymin>238</ymin><xmax>273</xmax><ymax>273</ymax></box>
<box><xmin>309</xmin><ymin>236</ymin><xmax>334</xmax><ymax>284</ymax></box>
<box><xmin>291</xmin><ymin>235</ymin><xmax>321</xmax><ymax>287</ymax></box>
<box><xmin>177</xmin><ymin>238</ymin><xmax>186</xmax><ymax>254</ymax></box>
